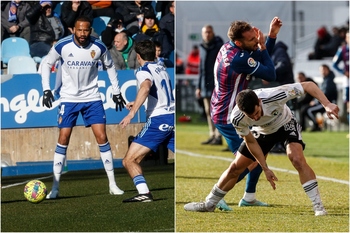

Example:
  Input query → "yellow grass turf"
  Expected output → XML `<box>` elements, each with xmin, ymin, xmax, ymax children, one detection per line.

<box><xmin>175</xmin><ymin>124</ymin><xmax>349</xmax><ymax>232</ymax></box>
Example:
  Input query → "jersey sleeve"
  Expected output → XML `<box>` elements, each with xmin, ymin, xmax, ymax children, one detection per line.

<box><xmin>230</xmin><ymin>109</ymin><xmax>250</xmax><ymax>136</ymax></box>
<box><xmin>102</xmin><ymin>50</ymin><xmax>121</xmax><ymax>94</ymax></box>
<box><xmin>40</xmin><ymin>47</ymin><xmax>60</xmax><ymax>91</ymax></box>
<box><xmin>232</xmin><ymin>50</ymin><xmax>276</xmax><ymax>82</ymax></box>
<box><xmin>136</xmin><ymin>69</ymin><xmax>153</xmax><ymax>84</ymax></box>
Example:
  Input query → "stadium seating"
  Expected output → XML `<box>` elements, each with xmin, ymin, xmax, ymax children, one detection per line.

<box><xmin>7</xmin><ymin>56</ymin><xmax>37</xmax><ymax>74</ymax></box>
<box><xmin>1</xmin><ymin>37</ymin><xmax>31</xmax><ymax>64</ymax></box>
<box><xmin>92</xmin><ymin>16</ymin><xmax>110</xmax><ymax>36</ymax></box>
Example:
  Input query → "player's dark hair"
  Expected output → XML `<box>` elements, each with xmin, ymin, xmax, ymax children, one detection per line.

<box><xmin>236</xmin><ymin>89</ymin><xmax>259</xmax><ymax>114</ymax></box>
<box><xmin>227</xmin><ymin>21</ymin><xmax>253</xmax><ymax>41</ymax></box>
<box><xmin>135</xmin><ymin>40</ymin><xmax>155</xmax><ymax>61</ymax></box>
<box><xmin>153</xmin><ymin>40</ymin><xmax>162</xmax><ymax>48</ymax></box>
<box><xmin>75</xmin><ymin>15</ymin><xmax>92</xmax><ymax>27</ymax></box>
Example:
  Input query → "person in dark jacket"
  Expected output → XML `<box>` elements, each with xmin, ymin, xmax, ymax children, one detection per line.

<box><xmin>296</xmin><ymin>72</ymin><xmax>319</xmax><ymax>131</ymax></box>
<box><xmin>195</xmin><ymin>25</ymin><xmax>224</xmax><ymax>145</ymax></box>
<box><xmin>303</xmin><ymin>64</ymin><xmax>338</xmax><ymax>131</ymax></box>
<box><xmin>1</xmin><ymin>0</ymin><xmax>31</xmax><ymax>43</ymax></box>
<box><xmin>159</xmin><ymin>1</ymin><xmax>174</xmax><ymax>48</ymax></box>
<box><xmin>116</xmin><ymin>1</ymin><xmax>154</xmax><ymax>35</ymax></box>
<box><xmin>26</xmin><ymin>0</ymin><xmax>64</xmax><ymax>58</ymax></box>
<box><xmin>60</xmin><ymin>0</ymin><xmax>93</xmax><ymax>36</ymax></box>
<box><xmin>100</xmin><ymin>12</ymin><xmax>126</xmax><ymax>49</ymax></box>
<box><xmin>271</xmin><ymin>41</ymin><xmax>294</xmax><ymax>85</ymax></box>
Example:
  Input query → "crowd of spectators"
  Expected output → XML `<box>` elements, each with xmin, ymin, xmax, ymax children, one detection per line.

<box><xmin>308</xmin><ymin>24</ymin><xmax>348</xmax><ymax>60</ymax></box>
<box><xmin>1</xmin><ymin>0</ymin><xmax>175</xmax><ymax>71</ymax></box>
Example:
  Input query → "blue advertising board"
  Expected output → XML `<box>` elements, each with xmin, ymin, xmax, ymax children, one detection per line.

<box><xmin>1</xmin><ymin>68</ymin><xmax>174</xmax><ymax>129</ymax></box>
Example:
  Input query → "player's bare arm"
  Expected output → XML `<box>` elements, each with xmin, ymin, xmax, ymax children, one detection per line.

<box><xmin>243</xmin><ymin>132</ymin><xmax>278</xmax><ymax>190</ymax></box>
<box><xmin>126</xmin><ymin>102</ymin><xmax>134</xmax><ymax>110</ymax></box>
<box><xmin>119</xmin><ymin>80</ymin><xmax>152</xmax><ymax>128</ymax></box>
<box><xmin>300</xmin><ymin>81</ymin><xmax>340</xmax><ymax>119</ymax></box>
<box><xmin>268</xmin><ymin>16</ymin><xmax>282</xmax><ymax>38</ymax></box>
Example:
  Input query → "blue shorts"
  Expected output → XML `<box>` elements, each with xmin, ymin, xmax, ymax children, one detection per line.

<box><xmin>133</xmin><ymin>114</ymin><xmax>174</xmax><ymax>153</ymax></box>
<box><xmin>215</xmin><ymin>123</ymin><xmax>243</xmax><ymax>154</ymax></box>
<box><xmin>57</xmin><ymin>101</ymin><xmax>106</xmax><ymax>128</ymax></box>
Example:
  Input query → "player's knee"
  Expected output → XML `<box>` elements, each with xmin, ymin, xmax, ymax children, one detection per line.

<box><xmin>289</xmin><ymin>153</ymin><xmax>306</xmax><ymax>170</ymax></box>
<box><xmin>227</xmin><ymin>163</ymin><xmax>242</xmax><ymax>177</ymax></box>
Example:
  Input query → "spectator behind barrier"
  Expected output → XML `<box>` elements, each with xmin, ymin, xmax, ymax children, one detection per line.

<box><xmin>109</xmin><ymin>31</ymin><xmax>140</xmax><ymax>70</ymax></box>
<box><xmin>26</xmin><ymin>0</ymin><xmax>65</xmax><ymax>58</ymax></box>
<box><xmin>1</xmin><ymin>0</ymin><xmax>31</xmax><ymax>43</ymax></box>
<box><xmin>302</xmin><ymin>64</ymin><xmax>338</xmax><ymax>131</ymax></box>
<box><xmin>60</xmin><ymin>1</ymin><xmax>93</xmax><ymax>36</ymax></box>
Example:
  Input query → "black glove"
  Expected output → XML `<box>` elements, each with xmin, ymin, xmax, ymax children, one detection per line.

<box><xmin>42</xmin><ymin>90</ymin><xmax>54</xmax><ymax>108</ymax></box>
<box><xmin>113</xmin><ymin>94</ymin><xmax>126</xmax><ymax>111</ymax></box>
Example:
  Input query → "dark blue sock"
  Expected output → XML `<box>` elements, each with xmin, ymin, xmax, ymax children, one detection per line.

<box><xmin>237</xmin><ymin>168</ymin><xmax>249</xmax><ymax>183</ymax></box>
<box><xmin>245</xmin><ymin>165</ymin><xmax>263</xmax><ymax>193</ymax></box>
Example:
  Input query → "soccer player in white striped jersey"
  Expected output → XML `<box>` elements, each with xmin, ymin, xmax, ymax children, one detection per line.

<box><xmin>184</xmin><ymin>81</ymin><xmax>339</xmax><ymax>216</ymax></box>
<box><xmin>120</xmin><ymin>40</ymin><xmax>175</xmax><ymax>202</ymax></box>
<box><xmin>41</xmin><ymin>16</ymin><xmax>126</xmax><ymax>199</ymax></box>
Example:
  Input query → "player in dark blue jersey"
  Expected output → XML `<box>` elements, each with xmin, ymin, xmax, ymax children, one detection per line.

<box><xmin>209</xmin><ymin>17</ymin><xmax>282</xmax><ymax>210</ymax></box>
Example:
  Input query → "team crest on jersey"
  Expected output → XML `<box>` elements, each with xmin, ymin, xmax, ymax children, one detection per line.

<box><xmin>271</xmin><ymin>109</ymin><xmax>279</xmax><ymax>116</ymax></box>
<box><xmin>247</xmin><ymin>57</ymin><xmax>257</xmax><ymax>67</ymax></box>
<box><xmin>288</xmin><ymin>87</ymin><xmax>301</xmax><ymax>97</ymax></box>
<box><xmin>90</xmin><ymin>50</ymin><xmax>96</xmax><ymax>58</ymax></box>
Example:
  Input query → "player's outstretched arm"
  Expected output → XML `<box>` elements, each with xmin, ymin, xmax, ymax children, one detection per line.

<box><xmin>301</xmin><ymin>81</ymin><xmax>340</xmax><ymax>119</ymax></box>
<box><xmin>243</xmin><ymin>132</ymin><xmax>278</xmax><ymax>189</ymax></box>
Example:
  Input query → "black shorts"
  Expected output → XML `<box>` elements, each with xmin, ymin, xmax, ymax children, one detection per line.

<box><xmin>238</xmin><ymin>117</ymin><xmax>306</xmax><ymax>161</ymax></box>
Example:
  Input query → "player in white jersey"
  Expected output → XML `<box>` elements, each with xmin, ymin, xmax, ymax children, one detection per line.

<box><xmin>41</xmin><ymin>16</ymin><xmax>126</xmax><ymax>199</ymax></box>
<box><xmin>184</xmin><ymin>82</ymin><xmax>339</xmax><ymax>216</ymax></box>
<box><xmin>120</xmin><ymin>40</ymin><xmax>175</xmax><ymax>202</ymax></box>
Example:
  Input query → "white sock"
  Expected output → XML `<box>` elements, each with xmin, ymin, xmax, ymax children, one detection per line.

<box><xmin>205</xmin><ymin>184</ymin><xmax>227</xmax><ymax>208</ymax></box>
<box><xmin>133</xmin><ymin>175</ymin><xmax>149</xmax><ymax>194</ymax></box>
<box><xmin>242</xmin><ymin>192</ymin><xmax>256</xmax><ymax>202</ymax></box>
<box><xmin>302</xmin><ymin>179</ymin><xmax>323</xmax><ymax>207</ymax></box>
<box><xmin>52</xmin><ymin>143</ymin><xmax>67</xmax><ymax>191</ymax></box>
<box><xmin>99</xmin><ymin>142</ymin><xmax>116</xmax><ymax>187</ymax></box>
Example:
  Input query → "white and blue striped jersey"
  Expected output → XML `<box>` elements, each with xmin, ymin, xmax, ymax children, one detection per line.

<box><xmin>41</xmin><ymin>35</ymin><xmax>121</xmax><ymax>102</ymax></box>
<box><xmin>135</xmin><ymin>61</ymin><xmax>175</xmax><ymax>118</ymax></box>
<box><xmin>230</xmin><ymin>83</ymin><xmax>305</xmax><ymax>136</ymax></box>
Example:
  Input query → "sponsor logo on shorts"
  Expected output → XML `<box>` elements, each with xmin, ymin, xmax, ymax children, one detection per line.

<box><xmin>158</xmin><ymin>124</ymin><xmax>174</xmax><ymax>132</ymax></box>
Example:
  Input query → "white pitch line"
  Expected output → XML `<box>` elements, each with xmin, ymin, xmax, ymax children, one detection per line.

<box><xmin>1</xmin><ymin>171</ymin><xmax>68</xmax><ymax>189</ymax></box>
<box><xmin>176</xmin><ymin>149</ymin><xmax>349</xmax><ymax>185</ymax></box>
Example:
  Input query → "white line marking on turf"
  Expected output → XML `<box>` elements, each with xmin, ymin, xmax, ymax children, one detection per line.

<box><xmin>177</xmin><ymin>149</ymin><xmax>349</xmax><ymax>185</ymax></box>
<box><xmin>1</xmin><ymin>171</ymin><xmax>68</xmax><ymax>189</ymax></box>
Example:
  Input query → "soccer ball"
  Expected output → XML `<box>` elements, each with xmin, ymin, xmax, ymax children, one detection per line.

<box><xmin>24</xmin><ymin>180</ymin><xmax>47</xmax><ymax>203</ymax></box>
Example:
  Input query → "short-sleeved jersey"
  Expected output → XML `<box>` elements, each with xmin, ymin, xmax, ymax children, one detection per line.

<box><xmin>211</xmin><ymin>39</ymin><xmax>276</xmax><ymax>125</ymax></box>
<box><xmin>41</xmin><ymin>35</ymin><xmax>121</xmax><ymax>103</ymax></box>
<box><xmin>135</xmin><ymin>61</ymin><xmax>175</xmax><ymax>118</ymax></box>
<box><xmin>230</xmin><ymin>83</ymin><xmax>305</xmax><ymax>136</ymax></box>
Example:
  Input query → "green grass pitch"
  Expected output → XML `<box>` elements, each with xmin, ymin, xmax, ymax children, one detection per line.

<box><xmin>1</xmin><ymin>164</ymin><xmax>174</xmax><ymax>232</ymax></box>
<box><xmin>175</xmin><ymin>122</ymin><xmax>349</xmax><ymax>232</ymax></box>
